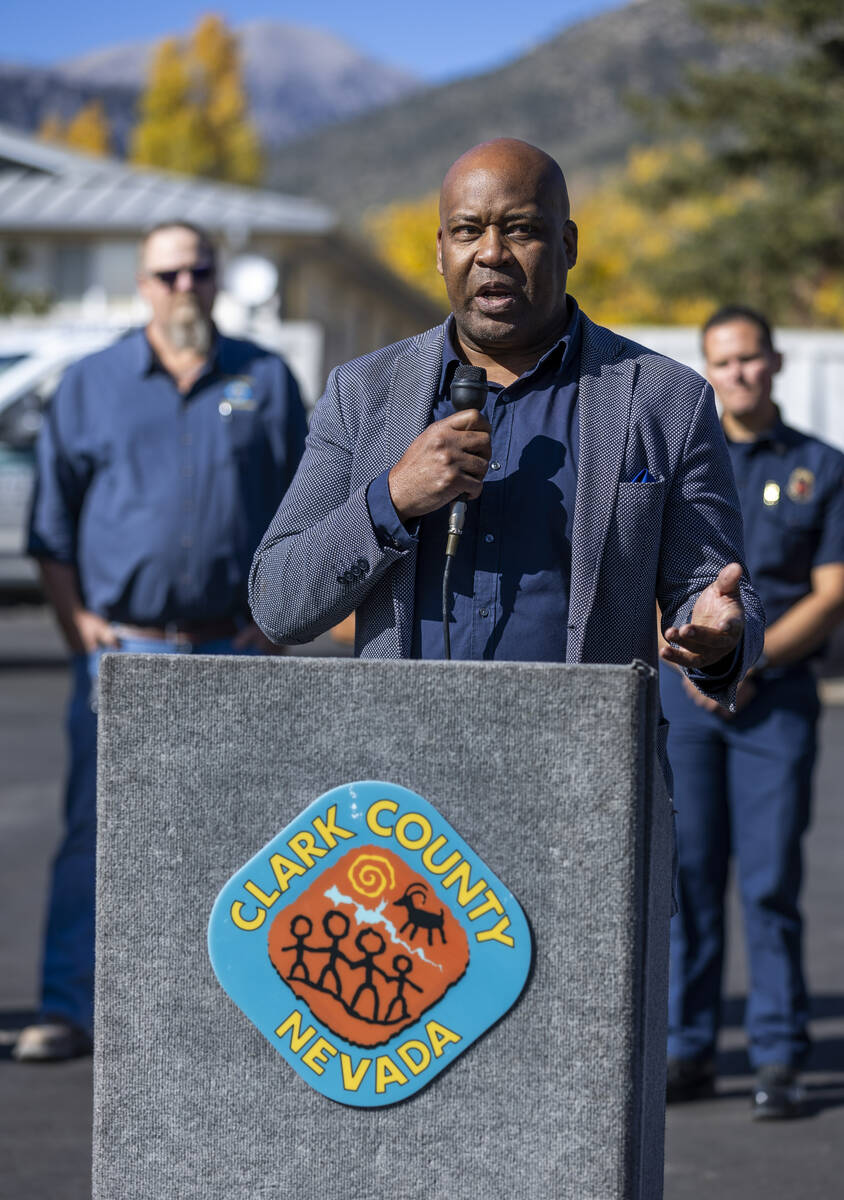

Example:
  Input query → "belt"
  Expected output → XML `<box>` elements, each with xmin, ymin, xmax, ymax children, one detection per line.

<box><xmin>111</xmin><ymin>618</ymin><xmax>241</xmax><ymax>646</ymax></box>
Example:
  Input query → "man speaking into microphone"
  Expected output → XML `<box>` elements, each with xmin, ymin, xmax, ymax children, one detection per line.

<box><xmin>250</xmin><ymin>139</ymin><xmax>763</xmax><ymax>703</ymax></box>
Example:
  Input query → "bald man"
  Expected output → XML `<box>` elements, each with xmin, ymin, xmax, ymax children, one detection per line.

<box><xmin>251</xmin><ymin>140</ymin><xmax>762</xmax><ymax>703</ymax></box>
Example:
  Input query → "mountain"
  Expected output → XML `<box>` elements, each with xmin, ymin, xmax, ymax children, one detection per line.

<box><xmin>265</xmin><ymin>0</ymin><xmax>791</xmax><ymax>218</ymax></box>
<box><xmin>0</xmin><ymin>21</ymin><xmax>420</xmax><ymax>152</ymax></box>
<box><xmin>0</xmin><ymin>64</ymin><xmax>137</xmax><ymax>153</ymax></box>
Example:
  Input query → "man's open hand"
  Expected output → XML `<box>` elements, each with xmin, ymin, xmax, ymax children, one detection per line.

<box><xmin>387</xmin><ymin>409</ymin><xmax>492</xmax><ymax>524</ymax></box>
<box><xmin>660</xmin><ymin>562</ymin><xmax>745</xmax><ymax>671</ymax></box>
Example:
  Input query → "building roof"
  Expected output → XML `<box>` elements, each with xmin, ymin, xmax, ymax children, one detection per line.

<box><xmin>0</xmin><ymin>122</ymin><xmax>335</xmax><ymax>237</ymax></box>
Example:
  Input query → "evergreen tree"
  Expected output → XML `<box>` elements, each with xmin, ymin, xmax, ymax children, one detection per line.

<box><xmin>638</xmin><ymin>0</ymin><xmax>844</xmax><ymax>324</ymax></box>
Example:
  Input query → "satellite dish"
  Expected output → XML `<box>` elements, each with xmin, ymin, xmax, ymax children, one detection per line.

<box><xmin>223</xmin><ymin>255</ymin><xmax>279</xmax><ymax>308</ymax></box>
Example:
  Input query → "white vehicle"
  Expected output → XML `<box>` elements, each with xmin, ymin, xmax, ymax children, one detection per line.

<box><xmin>0</xmin><ymin>313</ymin><xmax>321</xmax><ymax>597</ymax></box>
<box><xmin>0</xmin><ymin>325</ymin><xmax>125</xmax><ymax>595</ymax></box>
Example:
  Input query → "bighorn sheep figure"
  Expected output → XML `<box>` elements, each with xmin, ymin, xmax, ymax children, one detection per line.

<box><xmin>393</xmin><ymin>883</ymin><xmax>446</xmax><ymax>946</ymax></box>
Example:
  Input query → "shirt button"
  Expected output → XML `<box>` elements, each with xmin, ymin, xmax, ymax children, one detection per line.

<box><xmin>484</xmin><ymin>533</ymin><xmax>495</xmax><ymax>544</ymax></box>
<box><xmin>490</xmin><ymin>461</ymin><xmax>501</xmax><ymax>472</ymax></box>
<box><xmin>181</xmin><ymin>535</ymin><xmax>192</xmax><ymax>548</ymax></box>
<box><xmin>479</xmin><ymin>607</ymin><xmax>490</xmax><ymax>618</ymax></box>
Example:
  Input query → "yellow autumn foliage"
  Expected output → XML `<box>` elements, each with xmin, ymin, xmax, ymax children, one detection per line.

<box><xmin>365</xmin><ymin>193</ymin><xmax>448</xmax><ymax>310</ymax></box>
<box><xmin>364</xmin><ymin>141</ymin><xmax>844</xmax><ymax>326</ymax></box>
<box><xmin>808</xmin><ymin>280</ymin><xmax>844</xmax><ymax>326</ymax></box>
<box><xmin>573</xmin><ymin>144</ymin><xmax>749</xmax><ymax>325</ymax></box>
<box><xmin>37</xmin><ymin>113</ymin><xmax>67</xmax><ymax>145</ymax></box>
<box><xmin>190</xmin><ymin>14</ymin><xmax>262</xmax><ymax>185</ymax></box>
<box><xmin>363</xmin><ymin>150</ymin><xmax>724</xmax><ymax>323</ymax></box>
<box><xmin>65</xmin><ymin>101</ymin><xmax>111</xmax><ymax>157</ymax></box>
<box><xmin>38</xmin><ymin>103</ymin><xmax>111</xmax><ymax>157</ymax></box>
<box><xmin>130</xmin><ymin>13</ymin><xmax>261</xmax><ymax>185</ymax></box>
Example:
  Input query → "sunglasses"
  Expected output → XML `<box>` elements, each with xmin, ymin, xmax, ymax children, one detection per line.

<box><xmin>149</xmin><ymin>264</ymin><xmax>215</xmax><ymax>289</ymax></box>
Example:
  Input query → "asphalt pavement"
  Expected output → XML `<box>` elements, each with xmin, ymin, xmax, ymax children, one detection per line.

<box><xmin>1</xmin><ymin>606</ymin><xmax>843</xmax><ymax>1200</ymax></box>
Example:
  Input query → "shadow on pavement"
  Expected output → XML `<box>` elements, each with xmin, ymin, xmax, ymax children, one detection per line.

<box><xmin>720</xmin><ymin>993</ymin><xmax>844</xmax><ymax>1031</ymax></box>
<box><xmin>0</xmin><ymin>656</ymin><xmax>69</xmax><ymax>671</ymax></box>
<box><xmin>701</xmin><ymin>993</ymin><xmax>844</xmax><ymax>1117</ymax></box>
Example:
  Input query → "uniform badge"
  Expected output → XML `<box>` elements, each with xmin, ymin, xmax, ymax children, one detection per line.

<box><xmin>219</xmin><ymin>377</ymin><xmax>257</xmax><ymax>418</ymax></box>
<box><xmin>208</xmin><ymin>781</ymin><xmax>531</xmax><ymax>1107</ymax></box>
<box><xmin>787</xmin><ymin>467</ymin><xmax>815</xmax><ymax>503</ymax></box>
<box><xmin>762</xmin><ymin>481</ymin><xmax>781</xmax><ymax>507</ymax></box>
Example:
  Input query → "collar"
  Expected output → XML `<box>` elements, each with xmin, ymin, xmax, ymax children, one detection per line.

<box><xmin>134</xmin><ymin>325</ymin><xmax>221</xmax><ymax>379</ymax></box>
<box><xmin>723</xmin><ymin>405</ymin><xmax>795</xmax><ymax>455</ymax></box>
<box><xmin>438</xmin><ymin>296</ymin><xmax>582</xmax><ymax>396</ymax></box>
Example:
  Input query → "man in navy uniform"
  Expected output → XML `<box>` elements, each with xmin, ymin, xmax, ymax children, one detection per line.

<box><xmin>15</xmin><ymin>221</ymin><xmax>307</xmax><ymax>1061</ymax></box>
<box><xmin>663</xmin><ymin>305</ymin><xmax>844</xmax><ymax>1118</ymax></box>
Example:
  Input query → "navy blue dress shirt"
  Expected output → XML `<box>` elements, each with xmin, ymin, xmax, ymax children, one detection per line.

<box><xmin>368</xmin><ymin>301</ymin><xmax>582</xmax><ymax>660</ymax></box>
<box><xmin>29</xmin><ymin>328</ymin><xmax>307</xmax><ymax>624</ymax></box>
<box><xmin>726</xmin><ymin>416</ymin><xmax>844</xmax><ymax>636</ymax></box>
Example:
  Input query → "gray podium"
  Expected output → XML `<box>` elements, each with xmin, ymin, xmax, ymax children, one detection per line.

<box><xmin>93</xmin><ymin>656</ymin><xmax>671</xmax><ymax>1200</ymax></box>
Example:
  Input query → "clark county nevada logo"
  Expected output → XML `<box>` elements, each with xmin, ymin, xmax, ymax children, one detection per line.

<box><xmin>208</xmin><ymin>781</ymin><xmax>532</xmax><ymax>1106</ymax></box>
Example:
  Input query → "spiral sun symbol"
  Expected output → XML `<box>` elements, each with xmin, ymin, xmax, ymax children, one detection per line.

<box><xmin>347</xmin><ymin>853</ymin><xmax>396</xmax><ymax>899</ymax></box>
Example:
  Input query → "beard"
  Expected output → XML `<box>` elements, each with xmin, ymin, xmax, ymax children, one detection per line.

<box><xmin>165</xmin><ymin>296</ymin><xmax>212</xmax><ymax>354</ymax></box>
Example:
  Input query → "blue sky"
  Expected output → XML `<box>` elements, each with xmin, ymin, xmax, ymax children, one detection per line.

<box><xmin>5</xmin><ymin>1</ymin><xmax>625</xmax><ymax>81</ymax></box>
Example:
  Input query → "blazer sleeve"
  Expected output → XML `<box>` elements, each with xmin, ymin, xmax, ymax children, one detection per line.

<box><xmin>248</xmin><ymin>367</ymin><xmax>410</xmax><ymax>645</ymax></box>
<box><xmin>657</xmin><ymin>380</ymin><xmax>765</xmax><ymax>709</ymax></box>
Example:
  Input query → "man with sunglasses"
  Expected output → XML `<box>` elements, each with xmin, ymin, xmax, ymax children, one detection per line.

<box><xmin>15</xmin><ymin>221</ymin><xmax>307</xmax><ymax>1062</ymax></box>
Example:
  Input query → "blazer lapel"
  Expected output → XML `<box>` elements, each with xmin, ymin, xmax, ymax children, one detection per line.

<box><xmin>384</xmin><ymin>324</ymin><xmax>446</xmax><ymax>657</ymax></box>
<box><xmin>567</xmin><ymin>317</ymin><xmax>635</xmax><ymax>662</ymax></box>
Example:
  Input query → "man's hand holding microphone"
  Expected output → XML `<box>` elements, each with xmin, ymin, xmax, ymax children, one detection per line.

<box><xmin>387</xmin><ymin>366</ymin><xmax>491</xmax><ymax>526</ymax></box>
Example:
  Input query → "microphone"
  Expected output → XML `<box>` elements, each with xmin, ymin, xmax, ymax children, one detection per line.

<box><xmin>445</xmin><ymin>364</ymin><xmax>488</xmax><ymax>558</ymax></box>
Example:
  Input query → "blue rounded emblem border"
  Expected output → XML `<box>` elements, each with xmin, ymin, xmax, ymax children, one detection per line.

<box><xmin>208</xmin><ymin>781</ymin><xmax>532</xmax><ymax>1107</ymax></box>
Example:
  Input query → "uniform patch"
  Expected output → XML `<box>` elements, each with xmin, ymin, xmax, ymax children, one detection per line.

<box><xmin>208</xmin><ymin>781</ymin><xmax>532</xmax><ymax>1106</ymax></box>
<box><xmin>219</xmin><ymin>377</ymin><xmax>257</xmax><ymax>417</ymax></box>
<box><xmin>787</xmin><ymin>467</ymin><xmax>814</xmax><ymax>504</ymax></box>
<box><xmin>763</xmin><ymin>480</ymin><xmax>781</xmax><ymax>507</ymax></box>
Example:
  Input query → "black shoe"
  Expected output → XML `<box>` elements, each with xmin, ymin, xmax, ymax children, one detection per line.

<box><xmin>751</xmin><ymin>1064</ymin><xmax>805</xmax><ymax>1120</ymax></box>
<box><xmin>666</xmin><ymin>1056</ymin><xmax>716</xmax><ymax>1103</ymax></box>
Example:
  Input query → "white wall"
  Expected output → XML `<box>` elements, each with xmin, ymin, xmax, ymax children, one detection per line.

<box><xmin>625</xmin><ymin>326</ymin><xmax>844</xmax><ymax>453</ymax></box>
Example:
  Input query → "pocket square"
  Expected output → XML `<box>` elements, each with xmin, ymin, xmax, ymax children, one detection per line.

<box><xmin>631</xmin><ymin>468</ymin><xmax>656</xmax><ymax>483</ymax></box>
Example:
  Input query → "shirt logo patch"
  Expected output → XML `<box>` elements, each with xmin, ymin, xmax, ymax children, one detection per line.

<box><xmin>763</xmin><ymin>480</ymin><xmax>781</xmax><ymax>507</ymax></box>
<box><xmin>787</xmin><ymin>467</ymin><xmax>815</xmax><ymax>504</ymax></box>
<box><xmin>219</xmin><ymin>377</ymin><xmax>257</xmax><ymax>417</ymax></box>
<box><xmin>207</xmin><ymin>780</ymin><xmax>532</xmax><ymax>1106</ymax></box>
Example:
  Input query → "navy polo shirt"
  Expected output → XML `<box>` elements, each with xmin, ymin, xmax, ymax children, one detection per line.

<box><xmin>726</xmin><ymin>416</ymin><xmax>844</xmax><ymax>635</ymax></box>
<box><xmin>368</xmin><ymin>301</ymin><xmax>582</xmax><ymax>660</ymax></box>
<box><xmin>28</xmin><ymin>327</ymin><xmax>307</xmax><ymax>625</ymax></box>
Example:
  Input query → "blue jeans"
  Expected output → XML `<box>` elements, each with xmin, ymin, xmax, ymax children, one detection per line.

<box><xmin>662</xmin><ymin>664</ymin><xmax>818</xmax><ymax>1069</ymax></box>
<box><xmin>39</xmin><ymin>634</ymin><xmax>257</xmax><ymax>1034</ymax></box>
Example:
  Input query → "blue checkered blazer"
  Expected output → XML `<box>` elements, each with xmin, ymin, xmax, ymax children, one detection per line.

<box><xmin>250</xmin><ymin>314</ymin><xmax>763</xmax><ymax>704</ymax></box>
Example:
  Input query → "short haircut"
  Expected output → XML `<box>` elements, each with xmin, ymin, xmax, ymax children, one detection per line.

<box><xmin>702</xmin><ymin>304</ymin><xmax>774</xmax><ymax>353</ymax></box>
<box><xmin>140</xmin><ymin>221</ymin><xmax>216</xmax><ymax>266</ymax></box>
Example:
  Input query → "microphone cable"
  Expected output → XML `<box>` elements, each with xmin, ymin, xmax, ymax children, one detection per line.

<box><xmin>442</xmin><ymin>364</ymin><xmax>488</xmax><ymax>659</ymax></box>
